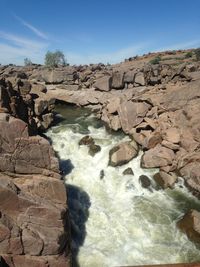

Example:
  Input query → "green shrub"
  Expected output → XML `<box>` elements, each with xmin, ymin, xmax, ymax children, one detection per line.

<box><xmin>185</xmin><ymin>51</ymin><xmax>193</xmax><ymax>58</ymax></box>
<box><xmin>195</xmin><ymin>48</ymin><xmax>200</xmax><ymax>61</ymax></box>
<box><xmin>149</xmin><ymin>56</ymin><xmax>161</xmax><ymax>65</ymax></box>
<box><xmin>45</xmin><ymin>50</ymin><xmax>66</xmax><ymax>67</ymax></box>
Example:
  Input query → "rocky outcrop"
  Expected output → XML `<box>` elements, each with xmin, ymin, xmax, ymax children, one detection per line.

<box><xmin>0</xmin><ymin>79</ymin><xmax>71</xmax><ymax>266</ymax></box>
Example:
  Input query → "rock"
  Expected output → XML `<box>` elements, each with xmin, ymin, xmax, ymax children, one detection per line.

<box><xmin>161</xmin><ymin>140</ymin><xmax>180</xmax><ymax>151</ymax></box>
<box><xmin>41</xmin><ymin>113</ymin><xmax>54</xmax><ymax>129</ymax></box>
<box><xmin>123</xmin><ymin>168</ymin><xmax>134</xmax><ymax>175</ymax></box>
<box><xmin>18</xmin><ymin>80</ymin><xmax>32</xmax><ymax>95</ymax></box>
<box><xmin>177</xmin><ymin>209</ymin><xmax>200</xmax><ymax>243</ymax></box>
<box><xmin>31</xmin><ymin>83</ymin><xmax>47</xmax><ymax>94</ymax></box>
<box><xmin>134</xmin><ymin>72</ymin><xmax>145</xmax><ymax>86</ymax></box>
<box><xmin>94</xmin><ymin>76</ymin><xmax>112</xmax><ymax>92</ymax></box>
<box><xmin>139</xmin><ymin>175</ymin><xmax>151</xmax><ymax>188</ymax></box>
<box><xmin>153</xmin><ymin>171</ymin><xmax>177</xmax><ymax>189</ymax></box>
<box><xmin>186</xmin><ymin>64</ymin><xmax>197</xmax><ymax>72</ymax></box>
<box><xmin>88</xmin><ymin>144</ymin><xmax>101</xmax><ymax>156</ymax></box>
<box><xmin>124</xmin><ymin>70</ymin><xmax>136</xmax><ymax>83</ymax></box>
<box><xmin>163</xmin><ymin>127</ymin><xmax>180</xmax><ymax>144</ymax></box>
<box><xmin>41</xmin><ymin>68</ymin><xmax>76</xmax><ymax>84</ymax></box>
<box><xmin>141</xmin><ymin>144</ymin><xmax>175</xmax><ymax>168</ymax></box>
<box><xmin>110</xmin><ymin>115</ymin><xmax>121</xmax><ymax>131</ymax></box>
<box><xmin>100</xmin><ymin>170</ymin><xmax>105</xmax><ymax>179</ymax></box>
<box><xmin>111</xmin><ymin>71</ymin><xmax>125</xmax><ymax>89</ymax></box>
<box><xmin>79</xmin><ymin>135</ymin><xmax>94</xmax><ymax>146</ymax></box>
<box><xmin>142</xmin><ymin>131</ymin><xmax>163</xmax><ymax>149</ymax></box>
<box><xmin>118</xmin><ymin>101</ymin><xmax>151</xmax><ymax>133</ymax></box>
<box><xmin>109</xmin><ymin>141</ymin><xmax>138</xmax><ymax>167</ymax></box>
<box><xmin>106</xmin><ymin>97</ymin><xmax>121</xmax><ymax>114</ymax></box>
<box><xmin>180</xmin><ymin>161</ymin><xmax>200</xmax><ymax>196</ymax></box>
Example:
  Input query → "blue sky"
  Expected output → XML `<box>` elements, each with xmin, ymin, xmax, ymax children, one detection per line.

<box><xmin>0</xmin><ymin>0</ymin><xmax>200</xmax><ymax>65</ymax></box>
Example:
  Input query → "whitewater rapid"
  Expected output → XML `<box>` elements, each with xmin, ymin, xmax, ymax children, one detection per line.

<box><xmin>46</xmin><ymin>105</ymin><xmax>200</xmax><ymax>267</ymax></box>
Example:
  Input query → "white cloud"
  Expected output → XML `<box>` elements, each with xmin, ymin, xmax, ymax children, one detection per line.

<box><xmin>156</xmin><ymin>39</ymin><xmax>200</xmax><ymax>52</ymax></box>
<box><xmin>13</xmin><ymin>15</ymin><xmax>48</xmax><ymax>40</ymax></box>
<box><xmin>65</xmin><ymin>43</ymin><xmax>149</xmax><ymax>65</ymax></box>
<box><xmin>0</xmin><ymin>31</ymin><xmax>49</xmax><ymax>65</ymax></box>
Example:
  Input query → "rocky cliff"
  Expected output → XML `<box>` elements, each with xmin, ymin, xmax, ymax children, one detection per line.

<box><xmin>0</xmin><ymin>79</ymin><xmax>71</xmax><ymax>266</ymax></box>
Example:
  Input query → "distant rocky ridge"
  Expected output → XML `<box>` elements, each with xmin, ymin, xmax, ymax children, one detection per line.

<box><xmin>1</xmin><ymin>49</ymin><xmax>200</xmax><ymax>262</ymax></box>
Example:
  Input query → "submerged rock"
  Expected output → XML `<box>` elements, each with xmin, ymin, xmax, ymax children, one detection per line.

<box><xmin>177</xmin><ymin>209</ymin><xmax>200</xmax><ymax>243</ymax></box>
<box><xmin>79</xmin><ymin>135</ymin><xmax>95</xmax><ymax>146</ymax></box>
<box><xmin>109</xmin><ymin>140</ymin><xmax>138</xmax><ymax>167</ymax></box>
<box><xmin>123</xmin><ymin>168</ymin><xmax>134</xmax><ymax>175</ymax></box>
<box><xmin>88</xmin><ymin>144</ymin><xmax>101</xmax><ymax>157</ymax></box>
<box><xmin>100</xmin><ymin>170</ymin><xmax>105</xmax><ymax>179</ymax></box>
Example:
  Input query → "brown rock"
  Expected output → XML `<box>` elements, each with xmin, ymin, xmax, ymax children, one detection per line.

<box><xmin>141</xmin><ymin>144</ymin><xmax>175</xmax><ymax>168</ymax></box>
<box><xmin>177</xmin><ymin>209</ymin><xmax>200</xmax><ymax>243</ymax></box>
<box><xmin>88</xmin><ymin>144</ymin><xmax>101</xmax><ymax>156</ymax></box>
<box><xmin>134</xmin><ymin>72</ymin><xmax>145</xmax><ymax>86</ymax></box>
<box><xmin>163</xmin><ymin>127</ymin><xmax>180</xmax><ymax>144</ymax></box>
<box><xmin>124</xmin><ymin>70</ymin><xmax>136</xmax><ymax>83</ymax></box>
<box><xmin>154</xmin><ymin>171</ymin><xmax>177</xmax><ymax>189</ymax></box>
<box><xmin>94</xmin><ymin>76</ymin><xmax>112</xmax><ymax>92</ymax></box>
<box><xmin>118</xmin><ymin>101</ymin><xmax>151</xmax><ymax>133</ymax></box>
<box><xmin>109</xmin><ymin>141</ymin><xmax>138</xmax><ymax>167</ymax></box>
<box><xmin>111</xmin><ymin>71</ymin><xmax>125</xmax><ymax>89</ymax></box>
<box><xmin>123</xmin><ymin>168</ymin><xmax>134</xmax><ymax>175</ymax></box>
<box><xmin>79</xmin><ymin>135</ymin><xmax>94</xmax><ymax>146</ymax></box>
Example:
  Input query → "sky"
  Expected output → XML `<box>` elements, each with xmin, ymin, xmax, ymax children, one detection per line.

<box><xmin>0</xmin><ymin>0</ymin><xmax>200</xmax><ymax>65</ymax></box>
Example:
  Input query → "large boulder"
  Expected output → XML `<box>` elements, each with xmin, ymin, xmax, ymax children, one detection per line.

<box><xmin>153</xmin><ymin>171</ymin><xmax>177</xmax><ymax>189</ymax></box>
<box><xmin>111</xmin><ymin>71</ymin><xmax>125</xmax><ymax>89</ymax></box>
<box><xmin>109</xmin><ymin>141</ymin><xmax>138</xmax><ymax>167</ymax></box>
<box><xmin>177</xmin><ymin>209</ymin><xmax>200</xmax><ymax>243</ymax></box>
<box><xmin>134</xmin><ymin>72</ymin><xmax>145</xmax><ymax>86</ymax></box>
<box><xmin>141</xmin><ymin>144</ymin><xmax>175</xmax><ymax>168</ymax></box>
<box><xmin>118</xmin><ymin>101</ymin><xmax>151</xmax><ymax>133</ymax></box>
<box><xmin>93</xmin><ymin>76</ymin><xmax>112</xmax><ymax>92</ymax></box>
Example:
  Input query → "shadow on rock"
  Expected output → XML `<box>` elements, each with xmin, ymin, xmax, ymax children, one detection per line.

<box><xmin>60</xmin><ymin>159</ymin><xmax>74</xmax><ymax>176</ymax></box>
<box><xmin>67</xmin><ymin>184</ymin><xmax>91</xmax><ymax>267</ymax></box>
<box><xmin>0</xmin><ymin>256</ymin><xmax>9</xmax><ymax>267</ymax></box>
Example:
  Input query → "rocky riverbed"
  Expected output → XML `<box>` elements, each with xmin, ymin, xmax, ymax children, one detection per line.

<box><xmin>1</xmin><ymin>49</ymin><xmax>200</xmax><ymax>266</ymax></box>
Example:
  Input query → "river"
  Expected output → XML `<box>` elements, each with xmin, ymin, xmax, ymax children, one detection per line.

<box><xmin>45</xmin><ymin>104</ymin><xmax>200</xmax><ymax>267</ymax></box>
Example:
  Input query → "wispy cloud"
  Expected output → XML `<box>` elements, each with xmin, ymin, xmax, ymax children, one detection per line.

<box><xmin>156</xmin><ymin>39</ymin><xmax>200</xmax><ymax>52</ymax></box>
<box><xmin>65</xmin><ymin>43</ymin><xmax>149</xmax><ymax>65</ymax></box>
<box><xmin>13</xmin><ymin>14</ymin><xmax>48</xmax><ymax>40</ymax></box>
<box><xmin>0</xmin><ymin>31</ymin><xmax>49</xmax><ymax>65</ymax></box>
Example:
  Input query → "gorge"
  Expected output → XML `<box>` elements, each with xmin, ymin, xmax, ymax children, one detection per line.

<box><xmin>1</xmin><ymin>49</ymin><xmax>200</xmax><ymax>267</ymax></box>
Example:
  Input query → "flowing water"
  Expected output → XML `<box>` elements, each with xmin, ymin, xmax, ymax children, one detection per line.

<box><xmin>46</xmin><ymin>104</ymin><xmax>200</xmax><ymax>267</ymax></box>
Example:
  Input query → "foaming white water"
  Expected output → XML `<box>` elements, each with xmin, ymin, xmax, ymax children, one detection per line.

<box><xmin>46</xmin><ymin>118</ymin><xmax>200</xmax><ymax>267</ymax></box>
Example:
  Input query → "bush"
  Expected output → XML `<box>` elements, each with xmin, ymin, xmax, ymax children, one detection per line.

<box><xmin>185</xmin><ymin>51</ymin><xmax>193</xmax><ymax>58</ymax></box>
<box><xmin>24</xmin><ymin>58</ymin><xmax>32</xmax><ymax>66</ymax></box>
<box><xmin>149</xmin><ymin>56</ymin><xmax>161</xmax><ymax>65</ymax></box>
<box><xmin>195</xmin><ymin>48</ymin><xmax>200</xmax><ymax>61</ymax></box>
<box><xmin>44</xmin><ymin>50</ymin><xmax>66</xmax><ymax>67</ymax></box>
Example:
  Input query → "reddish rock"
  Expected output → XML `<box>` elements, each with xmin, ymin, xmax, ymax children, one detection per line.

<box><xmin>177</xmin><ymin>209</ymin><xmax>200</xmax><ymax>243</ymax></box>
<box><xmin>94</xmin><ymin>76</ymin><xmax>112</xmax><ymax>92</ymax></box>
<box><xmin>163</xmin><ymin>127</ymin><xmax>180</xmax><ymax>144</ymax></box>
<box><xmin>118</xmin><ymin>101</ymin><xmax>151</xmax><ymax>133</ymax></box>
<box><xmin>141</xmin><ymin>144</ymin><xmax>175</xmax><ymax>168</ymax></box>
<box><xmin>154</xmin><ymin>171</ymin><xmax>177</xmax><ymax>189</ymax></box>
<box><xmin>109</xmin><ymin>141</ymin><xmax>138</xmax><ymax>167</ymax></box>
